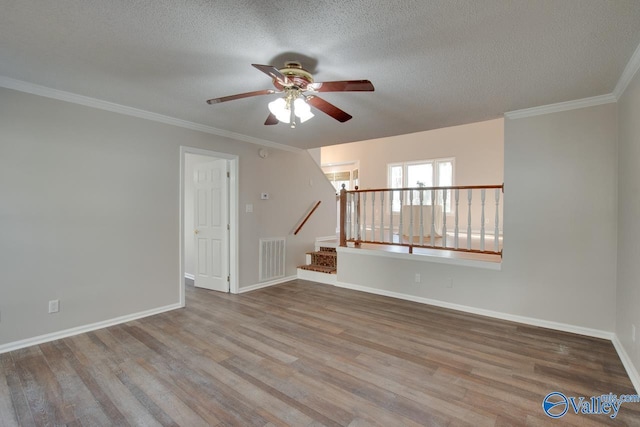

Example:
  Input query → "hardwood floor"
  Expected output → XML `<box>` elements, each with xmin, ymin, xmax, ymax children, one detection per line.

<box><xmin>1</xmin><ymin>280</ymin><xmax>639</xmax><ymax>426</ymax></box>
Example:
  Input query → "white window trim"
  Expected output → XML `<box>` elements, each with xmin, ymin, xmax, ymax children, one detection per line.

<box><xmin>388</xmin><ymin>157</ymin><xmax>455</xmax><ymax>188</ymax></box>
<box><xmin>387</xmin><ymin>157</ymin><xmax>455</xmax><ymax>213</ymax></box>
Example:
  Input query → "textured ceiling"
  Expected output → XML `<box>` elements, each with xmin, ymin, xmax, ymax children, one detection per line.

<box><xmin>1</xmin><ymin>0</ymin><xmax>640</xmax><ymax>150</ymax></box>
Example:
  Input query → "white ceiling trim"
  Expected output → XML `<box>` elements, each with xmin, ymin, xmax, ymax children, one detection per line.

<box><xmin>504</xmin><ymin>94</ymin><xmax>617</xmax><ymax>120</ymax></box>
<box><xmin>613</xmin><ymin>40</ymin><xmax>640</xmax><ymax>100</ymax></box>
<box><xmin>0</xmin><ymin>75</ymin><xmax>300</xmax><ymax>153</ymax></box>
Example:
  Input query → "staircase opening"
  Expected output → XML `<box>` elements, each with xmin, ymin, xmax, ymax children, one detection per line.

<box><xmin>298</xmin><ymin>246</ymin><xmax>337</xmax><ymax>275</ymax></box>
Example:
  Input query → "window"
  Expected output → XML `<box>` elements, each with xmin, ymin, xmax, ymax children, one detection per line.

<box><xmin>388</xmin><ymin>158</ymin><xmax>454</xmax><ymax>212</ymax></box>
<box><xmin>323</xmin><ymin>162</ymin><xmax>359</xmax><ymax>193</ymax></box>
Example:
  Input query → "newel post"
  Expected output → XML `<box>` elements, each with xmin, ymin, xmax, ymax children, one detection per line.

<box><xmin>339</xmin><ymin>184</ymin><xmax>347</xmax><ymax>247</ymax></box>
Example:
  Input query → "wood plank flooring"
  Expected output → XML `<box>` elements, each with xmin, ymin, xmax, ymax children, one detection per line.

<box><xmin>1</xmin><ymin>280</ymin><xmax>639</xmax><ymax>426</ymax></box>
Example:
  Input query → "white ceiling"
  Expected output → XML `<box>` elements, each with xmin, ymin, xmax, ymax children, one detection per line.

<box><xmin>2</xmin><ymin>0</ymin><xmax>640</xmax><ymax>150</ymax></box>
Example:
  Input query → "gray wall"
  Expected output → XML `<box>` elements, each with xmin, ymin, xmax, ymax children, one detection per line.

<box><xmin>0</xmin><ymin>87</ymin><xmax>336</xmax><ymax>346</ymax></box>
<box><xmin>617</xmin><ymin>68</ymin><xmax>640</xmax><ymax>376</ymax></box>
<box><xmin>338</xmin><ymin>102</ymin><xmax>618</xmax><ymax>332</ymax></box>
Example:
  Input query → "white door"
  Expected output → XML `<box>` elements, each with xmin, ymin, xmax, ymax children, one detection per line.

<box><xmin>193</xmin><ymin>159</ymin><xmax>229</xmax><ymax>292</ymax></box>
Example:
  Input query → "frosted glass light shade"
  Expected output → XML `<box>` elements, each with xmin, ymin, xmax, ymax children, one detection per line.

<box><xmin>268</xmin><ymin>97</ymin><xmax>314</xmax><ymax>124</ymax></box>
<box><xmin>294</xmin><ymin>98</ymin><xmax>314</xmax><ymax>123</ymax></box>
<box><xmin>268</xmin><ymin>98</ymin><xmax>290</xmax><ymax>123</ymax></box>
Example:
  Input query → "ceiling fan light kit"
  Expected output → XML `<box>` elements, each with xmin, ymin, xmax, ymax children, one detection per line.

<box><xmin>268</xmin><ymin>95</ymin><xmax>314</xmax><ymax>128</ymax></box>
<box><xmin>206</xmin><ymin>61</ymin><xmax>374</xmax><ymax>128</ymax></box>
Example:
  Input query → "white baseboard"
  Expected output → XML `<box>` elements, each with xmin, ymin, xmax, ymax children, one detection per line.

<box><xmin>333</xmin><ymin>281</ymin><xmax>614</xmax><ymax>340</ymax></box>
<box><xmin>0</xmin><ymin>303</ymin><xmax>182</xmax><ymax>355</ymax></box>
<box><xmin>184</xmin><ymin>273</ymin><xmax>195</xmax><ymax>280</ymax></box>
<box><xmin>612</xmin><ymin>335</ymin><xmax>640</xmax><ymax>394</ymax></box>
<box><xmin>237</xmin><ymin>275</ymin><xmax>297</xmax><ymax>294</ymax></box>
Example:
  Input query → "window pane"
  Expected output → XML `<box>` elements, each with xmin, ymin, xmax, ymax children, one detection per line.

<box><xmin>407</xmin><ymin>163</ymin><xmax>433</xmax><ymax>205</ymax></box>
<box><xmin>390</xmin><ymin>165</ymin><xmax>403</xmax><ymax>188</ymax></box>
<box><xmin>389</xmin><ymin>166</ymin><xmax>403</xmax><ymax>212</ymax></box>
<box><xmin>437</xmin><ymin>161</ymin><xmax>453</xmax><ymax>212</ymax></box>
<box><xmin>437</xmin><ymin>161</ymin><xmax>452</xmax><ymax>186</ymax></box>
<box><xmin>407</xmin><ymin>163</ymin><xmax>432</xmax><ymax>188</ymax></box>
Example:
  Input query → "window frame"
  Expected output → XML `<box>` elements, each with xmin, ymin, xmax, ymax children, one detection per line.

<box><xmin>387</xmin><ymin>157</ymin><xmax>455</xmax><ymax>212</ymax></box>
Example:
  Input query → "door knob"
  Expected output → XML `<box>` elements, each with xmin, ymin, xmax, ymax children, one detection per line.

<box><xmin>194</xmin><ymin>229</ymin><xmax>199</xmax><ymax>234</ymax></box>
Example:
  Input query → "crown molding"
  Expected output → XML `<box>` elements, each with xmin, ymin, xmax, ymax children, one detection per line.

<box><xmin>506</xmin><ymin>39</ymin><xmax>640</xmax><ymax>120</ymax></box>
<box><xmin>0</xmin><ymin>76</ymin><xmax>302</xmax><ymax>153</ymax></box>
<box><xmin>613</xmin><ymin>40</ymin><xmax>640</xmax><ymax>101</ymax></box>
<box><xmin>504</xmin><ymin>93</ymin><xmax>617</xmax><ymax>120</ymax></box>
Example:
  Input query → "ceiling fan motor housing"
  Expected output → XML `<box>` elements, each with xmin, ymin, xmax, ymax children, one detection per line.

<box><xmin>274</xmin><ymin>61</ymin><xmax>314</xmax><ymax>90</ymax></box>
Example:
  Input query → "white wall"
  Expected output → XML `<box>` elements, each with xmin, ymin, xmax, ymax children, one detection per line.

<box><xmin>0</xmin><ymin>87</ymin><xmax>336</xmax><ymax>347</ymax></box>
<box><xmin>617</xmin><ymin>67</ymin><xmax>640</xmax><ymax>376</ymax></box>
<box><xmin>321</xmin><ymin>119</ymin><xmax>504</xmax><ymax>232</ymax></box>
<box><xmin>338</xmin><ymin>104</ymin><xmax>618</xmax><ymax>332</ymax></box>
<box><xmin>321</xmin><ymin>118</ymin><xmax>504</xmax><ymax>188</ymax></box>
<box><xmin>237</xmin><ymin>147</ymin><xmax>338</xmax><ymax>283</ymax></box>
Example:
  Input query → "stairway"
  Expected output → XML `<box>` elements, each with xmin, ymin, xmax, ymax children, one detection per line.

<box><xmin>297</xmin><ymin>245</ymin><xmax>338</xmax><ymax>285</ymax></box>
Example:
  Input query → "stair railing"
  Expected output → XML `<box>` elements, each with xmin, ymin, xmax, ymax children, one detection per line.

<box><xmin>294</xmin><ymin>201</ymin><xmax>322</xmax><ymax>235</ymax></box>
<box><xmin>339</xmin><ymin>184</ymin><xmax>503</xmax><ymax>256</ymax></box>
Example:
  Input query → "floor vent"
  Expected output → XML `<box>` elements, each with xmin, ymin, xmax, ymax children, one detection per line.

<box><xmin>259</xmin><ymin>237</ymin><xmax>286</xmax><ymax>282</ymax></box>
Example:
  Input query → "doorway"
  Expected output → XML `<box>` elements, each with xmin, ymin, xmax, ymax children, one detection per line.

<box><xmin>322</xmin><ymin>161</ymin><xmax>359</xmax><ymax>233</ymax></box>
<box><xmin>180</xmin><ymin>147</ymin><xmax>238</xmax><ymax>306</ymax></box>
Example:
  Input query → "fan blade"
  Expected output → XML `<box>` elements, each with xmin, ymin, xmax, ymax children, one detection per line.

<box><xmin>252</xmin><ymin>64</ymin><xmax>291</xmax><ymax>86</ymax></box>
<box><xmin>307</xmin><ymin>80</ymin><xmax>374</xmax><ymax>92</ymax></box>
<box><xmin>265</xmin><ymin>113</ymin><xmax>279</xmax><ymax>125</ymax></box>
<box><xmin>306</xmin><ymin>96</ymin><xmax>352</xmax><ymax>122</ymax></box>
<box><xmin>206</xmin><ymin>89</ymin><xmax>277</xmax><ymax>104</ymax></box>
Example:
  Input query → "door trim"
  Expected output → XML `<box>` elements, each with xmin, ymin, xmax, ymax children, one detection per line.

<box><xmin>179</xmin><ymin>146</ymin><xmax>239</xmax><ymax>307</ymax></box>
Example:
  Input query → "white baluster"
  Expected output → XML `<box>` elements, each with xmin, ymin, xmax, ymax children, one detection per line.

<box><xmin>480</xmin><ymin>189</ymin><xmax>486</xmax><ymax>251</ymax></box>
<box><xmin>467</xmin><ymin>189</ymin><xmax>472</xmax><ymax>250</ymax></box>
<box><xmin>362</xmin><ymin>192</ymin><xmax>367</xmax><ymax>241</ymax></box>
<box><xmin>398</xmin><ymin>190</ymin><xmax>403</xmax><ymax>244</ymax></box>
<box><xmin>390</xmin><ymin>190</ymin><xmax>394</xmax><ymax>243</ymax></box>
<box><xmin>494</xmin><ymin>188</ymin><xmax>501</xmax><ymax>252</ymax></box>
<box><xmin>442</xmin><ymin>189</ymin><xmax>448</xmax><ymax>247</ymax></box>
<box><xmin>419</xmin><ymin>189</ymin><xmax>424</xmax><ymax>246</ymax></box>
<box><xmin>409</xmin><ymin>189</ymin><xmax>414</xmax><ymax>243</ymax></box>
<box><xmin>454</xmin><ymin>189</ymin><xmax>460</xmax><ymax>249</ymax></box>
<box><xmin>355</xmin><ymin>192</ymin><xmax>361</xmax><ymax>242</ymax></box>
<box><xmin>371</xmin><ymin>192</ymin><xmax>376</xmax><ymax>241</ymax></box>
<box><xmin>430</xmin><ymin>189</ymin><xmax>436</xmax><ymax>246</ymax></box>
<box><xmin>346</xmin><ymin>193</ymin><xmax>352</xmax><ymax>240</ymax></box>
<box><xmin>380</xmin><ymin>192</ymin><xmax>385</xmax><ymax>243</ymax></box>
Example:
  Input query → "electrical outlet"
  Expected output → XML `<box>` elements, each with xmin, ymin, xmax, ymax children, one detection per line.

<box><xmin>48</xmin><ymin>300</ymin><xmax>59</xmax><ymax>314</ymax></box>
<box><xmin>633</xmin><ymin>324</ymin><xmax>636</xmax><ymax>343</ymax></box>
<box><xmin>414</xmin><ymin>273</ymin><xmax>421</xmax><ymax>283</ymax></box>
<box><xmin>446</xmin><ymin>277</ymin><xmax>453</xmax><ymax>288</ymax></box>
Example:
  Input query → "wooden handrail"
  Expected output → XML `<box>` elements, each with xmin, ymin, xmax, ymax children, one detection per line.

<box><xmin>347</xmin><ymin>184</ymin><xmax>504</xmax><ymax>193</ymax></box>
<box><xmin>294</xmin><ymin>201</ymin><xmax>322</xmax><ymax>235</ymax></box>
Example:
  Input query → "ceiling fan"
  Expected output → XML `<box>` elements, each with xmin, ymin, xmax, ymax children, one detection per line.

<box><xmin>206</xmin><ymin>62</ymin><xmax>374</xmax><ymax>128</ymax></box>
